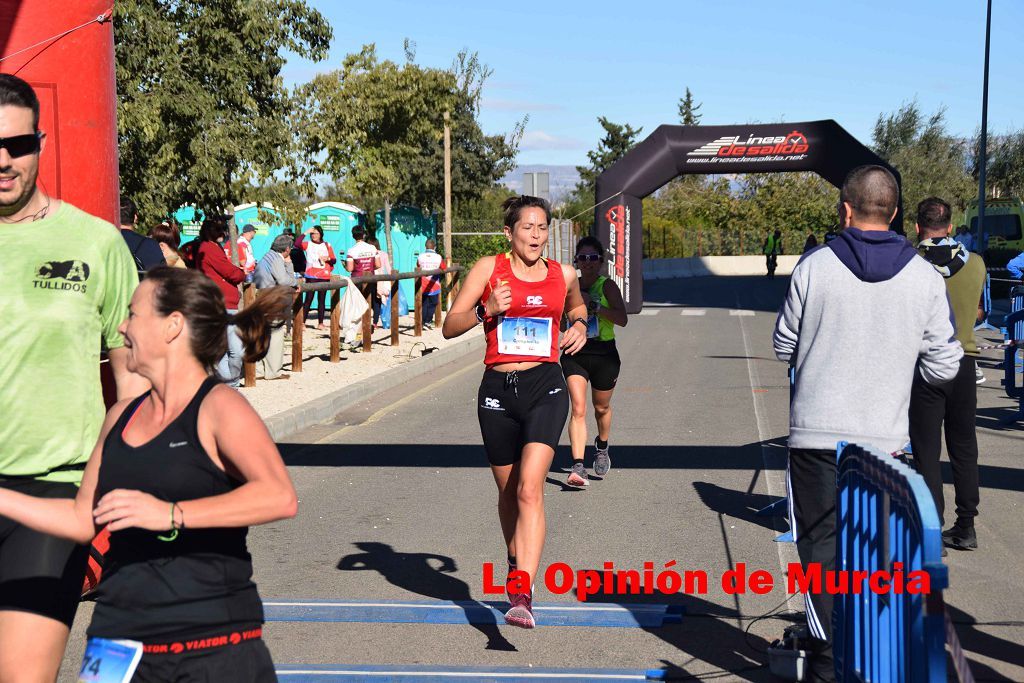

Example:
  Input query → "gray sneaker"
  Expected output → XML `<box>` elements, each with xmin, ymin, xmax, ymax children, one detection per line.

<box><xmin>566</xmin><ymin>462</ymin><xmax>589</xmax><ymax>487</ymax></box>
<box><xmin>593</xmin><ymin>439</ymin><xmax>611</xmax><ymax>476</ymax></box>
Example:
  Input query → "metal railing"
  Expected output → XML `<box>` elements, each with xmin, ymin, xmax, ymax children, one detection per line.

<box><xmin>833</xmin><ymin>442</ymin><xmax>951</xmax><ymax>683</ymax></box>
<box><xmin>241</xmin><ymin>264</ymin><xmax>464</xmax><ymax>387</ymax></box>
<box><xmin>1001</xmin><ymin>287</ymin><xmax>1024</xmax><ymax>422</ymax></box>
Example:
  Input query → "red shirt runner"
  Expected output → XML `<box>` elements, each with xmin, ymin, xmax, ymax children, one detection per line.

<box><xmin>482</xmin><ymin>253</ymin><xmax>566</xmax><ymax>367</ymax></box>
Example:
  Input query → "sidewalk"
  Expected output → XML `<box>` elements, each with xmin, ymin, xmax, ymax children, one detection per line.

<box><xmin>242</xmin><ymin>314</ymin><xmax>484</xmax><ymax>440</ymax></box>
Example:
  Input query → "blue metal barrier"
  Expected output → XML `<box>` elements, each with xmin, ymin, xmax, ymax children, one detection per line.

<box><xmin>1002</xmin><ymin>288</ymin><xmax>1024</xmax><ymax>423</ymax></box>
<box><xmin>833</xmin><ymin>442</ymin><xmax>949</xmax><ymax>683</ymax></box>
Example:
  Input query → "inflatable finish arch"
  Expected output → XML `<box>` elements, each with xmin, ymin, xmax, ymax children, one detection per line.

<box><xmin>594</xmin><ymin>120</ymin><xmax>902</xmax><ymax>313</ymax></box>
<box><xmin>1</xmin><ymin>1</ymin><xmax>119</xmax><ymax>225</ymax></box>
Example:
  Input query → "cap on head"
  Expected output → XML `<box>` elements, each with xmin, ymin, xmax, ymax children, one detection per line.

<box><xmin>241</xmin><ymin>224</ymin><xmax>256</xmax><ymax>234</ymax></box>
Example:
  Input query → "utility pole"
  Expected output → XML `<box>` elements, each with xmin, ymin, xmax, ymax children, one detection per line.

<box><xmin>443</xmin><ymin>111</ymin><xmax>452</xmax><ymax>263</ymax></box>
<box><xmin>977</xmin><ymin>0</ymin><xmax>992</xmax><ymax>248</ymax></box>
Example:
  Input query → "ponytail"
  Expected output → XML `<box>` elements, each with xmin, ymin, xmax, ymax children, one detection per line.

<box><xmin>233</xmin><ymin>287</ymin><xmax>294</xmax><ymax>363</ymax></box>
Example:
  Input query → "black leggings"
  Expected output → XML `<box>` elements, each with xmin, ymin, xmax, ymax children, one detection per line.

<box><xmin>303</xmin><ymin>278</ymin><xmax>331</xmax><ymax>325</ymax></box>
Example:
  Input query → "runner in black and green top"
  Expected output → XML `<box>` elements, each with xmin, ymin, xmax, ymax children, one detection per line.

<box><xmin>0</xmin><ymin>73</ymin><xmax>143</xmax><ymax>683</ymax></box>
<box><xmin>560</xmin><ymin>236</ymin><xmax>628</xmax><ymax>486</ymax></box>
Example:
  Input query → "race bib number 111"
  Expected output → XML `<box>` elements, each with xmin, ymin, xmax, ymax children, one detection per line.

<box><xmin>78</xmin><ymin>638</ymin><xmax>143</xmax><ymax>683</ymax></box>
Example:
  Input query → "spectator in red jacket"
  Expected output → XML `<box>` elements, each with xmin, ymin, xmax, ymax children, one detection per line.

<box><xmin>191</xmin><ymin>217</ymin><xmax>246</xmax><ymax>385</ymax></box>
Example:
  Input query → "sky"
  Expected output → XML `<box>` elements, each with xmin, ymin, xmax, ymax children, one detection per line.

<box><xmin>282</xmin><ymin>0</ymin><xmax>1024</xmax><ymax>169</ymax></box>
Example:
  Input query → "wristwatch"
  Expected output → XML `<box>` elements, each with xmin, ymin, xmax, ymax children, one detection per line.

<box><xmin>475</xmin><ymin>304</ymin><xmax>487</xmax><ymax>323</ymax></box>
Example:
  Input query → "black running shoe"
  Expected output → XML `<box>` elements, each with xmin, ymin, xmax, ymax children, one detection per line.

<box><xmin>943</xmin><ymin>523</ymin><xmax>977</xmax><ymax>550</ymax></box>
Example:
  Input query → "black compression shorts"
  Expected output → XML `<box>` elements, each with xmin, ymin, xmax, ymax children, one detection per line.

<box><xmin>0</xmin><ymin>478</ymin><xmax>88</xmax><ymax>628</ymax></box>
<box><xmin>561</xmin><ymin>342</ymin><xmax>620</xmax><ymax>391</ymax></box>
<box><xmin>477</xmin><ymin>363</ymin><xmax>569</xmax><ymax>466</ymax></box>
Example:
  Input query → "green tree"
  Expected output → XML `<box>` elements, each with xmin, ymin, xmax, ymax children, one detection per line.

<box><xmin>567</xmin><ymin>117</ymin><xmax>643</xmax><ymax>233</ymax></box>
<box><xmin>574</xmin><ymin>117</ymin><xmax>643</xmax><ymax>199</ymax></box>
<box><xmin>297</xmin><ymin>44</ymin><xmax>521</xmax><ymax>258</ymax></box>
<box><xmin>678</xmin><ymin>87</ymin><xmax>702</xmax><ymax>126</ymax></box>
<box><xmin>871</xmin><ymin>101</ymin><xmax>975</xmax><ymax>221</ymax></box>
<box><xmin>115</xmin><ymin>0</ymin><xmax>332</xmax><ymax>227</ymax></box>
<box><xmin>986</xmin><ymin>131</ymin><xmax>1024</xmax><ymax>199</ymax></box>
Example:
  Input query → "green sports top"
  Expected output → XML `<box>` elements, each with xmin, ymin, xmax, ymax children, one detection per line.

<box><xmin>0</xmin><ymin>202</ymin><xmax>138</xmax><ymax>483</ymax></box>
<box><xmin>584</xmin><ymin>276</ymin><xmax>615</xmax><ymax>342</ymax></box>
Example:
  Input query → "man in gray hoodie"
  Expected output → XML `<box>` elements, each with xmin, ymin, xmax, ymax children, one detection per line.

<box><xmin>773</xmin><ymin>165</ymin><xmax>962</xmax><ymax>682</ymax></box>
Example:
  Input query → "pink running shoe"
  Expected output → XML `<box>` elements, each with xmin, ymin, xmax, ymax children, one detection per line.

<box><xmin>504</xmin><ymin>589</ymin><xmax>535</xmax><ymax>629</ymax></box>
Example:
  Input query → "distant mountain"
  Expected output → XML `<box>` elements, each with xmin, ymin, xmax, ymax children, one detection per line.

<box><xmin>500</xmin><ymin>165</ymin><xmax>580</xmax><ymax>204</ymax></box>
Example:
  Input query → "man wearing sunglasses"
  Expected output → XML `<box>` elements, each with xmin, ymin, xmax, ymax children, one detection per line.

<box><xmin>0</xmin><ymin>73</ymin><xmax>142</xmax><ymax>682</ymax></box>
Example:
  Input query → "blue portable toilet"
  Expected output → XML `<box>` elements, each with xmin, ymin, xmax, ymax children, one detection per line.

<box><xmin>175</xmin><ymin>205</ymin><xmax>204</xmax><ymax>247</ymax></box>
<box><xmin>301</xmin><ymin>202</ymin><xmax>366</xmax><ymax>274</ymax></box>
<box><xmin>373</xmin><ymin>205</ymin><xmax>437</xmax><ymax>310</ymax></box>
<box><xmin>232</xmin><ymin>202</ymin><xmax>295</xmax><ymax>261</ymax></box>
<box><xmin>176</xmin><ymin>203</ymin><xmax>292</xmax><ymax>260</ymax></box>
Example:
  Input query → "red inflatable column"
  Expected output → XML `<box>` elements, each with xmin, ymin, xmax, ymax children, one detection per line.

<box><xmin>0</xmin><ymin>1</ymin><xmax>119</xmax><ymax>225</ymax></box>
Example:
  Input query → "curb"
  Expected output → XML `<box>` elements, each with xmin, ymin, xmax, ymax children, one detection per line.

<box><xmin>263</xmin><ymin>333</ymin><xmax>485</xmax><ymax>442</ymax></box>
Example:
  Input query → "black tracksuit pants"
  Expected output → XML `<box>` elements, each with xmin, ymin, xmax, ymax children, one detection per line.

<box><xmin>788</xmin><ymin>447</ymin><xmax>838</xmax><ymax>682</ymax></box>
<box><xmin>788</xmin><ymin>447</ymin><xmax>837</xmax><ymax>643</ymax></box>
<box><xmin>909</xmin><ymin>355</ymin><xmax>980</xmax><ymax>526</ymax></box>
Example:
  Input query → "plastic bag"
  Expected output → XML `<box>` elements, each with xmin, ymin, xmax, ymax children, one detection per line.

<box><xmin>380</xmin><ymin>286</ymin><xmax>410</xmax><ymax>329</ymax></box>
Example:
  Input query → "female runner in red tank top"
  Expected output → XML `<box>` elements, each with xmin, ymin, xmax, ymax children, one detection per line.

<box><xmin>443</xmin><ymin>195</ymin><xmax>587</xmax><ymax>629</ymax></box>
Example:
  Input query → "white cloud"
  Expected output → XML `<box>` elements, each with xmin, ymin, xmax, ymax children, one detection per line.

<box><xmin>519</xmin><ymin>130</ymin><xmax>584</xmax><ymax>151</ymax></box>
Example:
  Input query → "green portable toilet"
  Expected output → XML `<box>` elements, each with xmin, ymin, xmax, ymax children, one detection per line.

<box><xmin>175</xmin><ymin>205</ymin><xmax>204</xmax><ymax>247</ymax></box>
<box><xmin>301</xmin><ymin>202</ymin><xmax>366</xmax><ymax>274</ymax></box>
<box><xmin>373</xmin><ymin>205</ymin><xmax>437</xmax><ymax>309</ymax></box>
<box><xmin>233</xmin><ymin>202</ymin><xmax>294</xmax><ymax>261</ymax></box>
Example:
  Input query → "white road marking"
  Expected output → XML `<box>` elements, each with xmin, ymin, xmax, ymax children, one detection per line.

<box><xmin>735</xmin><ymin>295</ymin><xmax>800</xmax><ymax>610</ymax></box>
<box><xmin>730</xmin><ymin>309</ymin><xmax>755</xmax><ymax>316</ymax></box>
<box><xmin>680</xmin><ymin>309</ymin><xmax>706</xmax><ymax>316</ymax></box>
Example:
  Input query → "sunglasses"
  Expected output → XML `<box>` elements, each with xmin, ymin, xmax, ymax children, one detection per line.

<box><xmin>575</xmin><ymin>253</ymin><xmax>602</xmax><ymax>263</ymax></box>
<box><xmin>0</xmin><ymin>132</ymin><xmax>42</xmax><ymax>158</ymax></box>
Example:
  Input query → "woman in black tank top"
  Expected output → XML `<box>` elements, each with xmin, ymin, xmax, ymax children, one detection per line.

<box><xmin>0</xmin><ymin>267</ymin><xmax>296</xmax><ymax>682</ymax></box>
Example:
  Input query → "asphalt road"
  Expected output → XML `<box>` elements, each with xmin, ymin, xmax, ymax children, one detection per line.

<box><xmin>61</xmin><ymin>275</ymin><xmax>1024</xmax><ymax>682</ymax></box>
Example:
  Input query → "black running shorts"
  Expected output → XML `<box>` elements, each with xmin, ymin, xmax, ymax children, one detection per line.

<box><xmin>477</xmin><ymin>363</ymin><xmax>570</xmax><ymax>466</ymax></box>
<box><xmin>0</xmin><ymin>478</ymin><xmax>88</xmax><ymax>628</ymax></box>
<box><xmin>561</xmin><ymin>342</ymin><xmax>621</xmax><ymax>392</ymax></box>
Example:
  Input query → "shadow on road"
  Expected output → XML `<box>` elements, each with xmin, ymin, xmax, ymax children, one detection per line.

<box><xmin>946</xmin><ymin>603</ymin><xmax>1024</xmax><ymax>681</ymax></box>
<box><xmin>336</xmin><ymin>541</ymin><xmax>516</xmax><ymax>652</ymax></box>
<box><xmin>692</xmin><ymin>481</ymin><xmax>789</xmax><ymax>533</ymax></box>
<box><xmin>581</xmin><ymin>586</ymin><xmax>785</xmax><ymax>682</ymax></box>
<box><xmin>280</xmin><ymin>441</ymin><xmax>786</xmax><ymax>471</ymax></box>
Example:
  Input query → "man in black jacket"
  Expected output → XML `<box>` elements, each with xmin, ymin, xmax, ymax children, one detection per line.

<box><xmin>118</xmin><ymin>196</ymin><xmax>165</xmax><ymax>271</ymax></box>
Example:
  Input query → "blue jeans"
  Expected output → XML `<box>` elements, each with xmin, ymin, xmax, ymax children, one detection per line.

<box><xmin>421</xmin><ymin>292</ymin><xmax>439</xmax><ymax>323</ymax></box>
<box><xmin>217</xmin><ymin>309</ymin><xmax>244</xmax><ymax>386</ymax></box>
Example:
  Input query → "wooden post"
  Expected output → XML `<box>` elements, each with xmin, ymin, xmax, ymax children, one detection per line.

<box><xmin>329</xmin><ymin>294</ymin><xmax>340</xmax><ymax>363</ymax></box>
<box><xmin>242</xmin><ymin>284</ymin><xmax>257</xmax><ymax>387</ymax></box>
<box><xmin>443</xmin><ymin>112</ymin><xmax>452</xmax><ymax>264</ymax></box>
<box><xmin>390</xmin><ymin>279</ymin><xmax>400</xmax><ymax>346</ymax></box>
<box><xmin>361</xmin><ymin>284</ymin><xmax>373</xmax><ymax>353</ymax></box>
<box><xmin>434</xmin><ymin>269</ymin><xmax>443</xmax><ymax>328</ymax></box>
<box><xmin>443</xmin><ymin>257</ymin><xmax>454</xmax><ymax>314</ymax></box>
<box><xmin>414</xmin><ymin>268</ymin><xmax>423</xmax><ymax>337</ymax></box>
<box><xmin>384</xmin><ymin>199</ymin><xmax>394</xmax><ymax>266</ymax></box>
<box><xmin>226</xmin><ymin>205</ymin><xmax>240</xmax><ymax>266</ymax></box>
<box><xmin>451</xmin><ymin>268</ymin><xmax>461</xmax><ymax>303</ymax></box>
<box><xmin>291</xmin><ymin>293</ymin><xmax>304</xmax><ymax>372</ymax></box>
